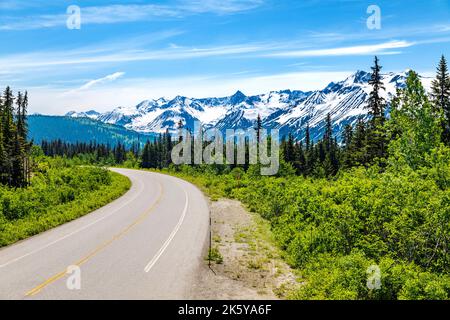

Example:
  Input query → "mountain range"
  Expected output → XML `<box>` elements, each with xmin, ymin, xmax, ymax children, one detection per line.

<box><xmin>56</xmin><ymin>70</ymin><xmax>431</xmax><ymax>143</ymax></box>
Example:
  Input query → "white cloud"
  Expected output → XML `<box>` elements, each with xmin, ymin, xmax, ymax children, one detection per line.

<box><xmin>77</xmin><ymin>72</ymin><xmax>125</xmax><ymax>91</ymax></box>
<box><xmin>267</xmin><ymin>40</ymin><xmax>414</xmax><ymax>57</ymax></box>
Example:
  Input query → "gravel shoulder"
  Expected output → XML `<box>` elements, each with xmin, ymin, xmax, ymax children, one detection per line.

<box><xmin>190</xmin><ymin>198</ymin><xmax>299</xmax><ymax>300</ymax></box>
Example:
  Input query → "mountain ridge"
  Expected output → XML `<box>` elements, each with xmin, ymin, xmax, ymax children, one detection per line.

<box><xmin>64</xmin><ymin>70</ymin><xmax>432</xmax><ymax>141</ymax></box>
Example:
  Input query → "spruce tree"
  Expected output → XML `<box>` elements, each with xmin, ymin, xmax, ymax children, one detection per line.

<box><xmin>352</xmin><ymin>117</ymin><xmax>367</xmax><ymax>166</ymax></box>
<box><xmin>1</xmin><ymin>87</ymin><xmax>15</xmax><ymax>185</ymax></box>
<box><xmin>305</xmin><ymin>123</ymin><xmax>311</xmax><ymax>151</ymax></box>
<box><xmin>367</xmin><ymin>56</ymin><xmax>386</xmax><ymax>122</ymax></box>
<box><xmin>285</xmin><ymin>133</ymin><xmax>295</xmax><ymax>163</ymax></box>
<box><xmin>21</xmin><ymin>91</ymin><xmax>28</xmax><ymax>140</ymax></box>
<box><xmin>341</xmin><ymin>124</ymin><xmax>354</xmax><ymax>168</ymax></box>
<box><xmin>0</xmin><ymin>96</ymin><xmax>4</xmax><ymax>184</ymax></box>
<box><xmin>365</xmin><ymin>56</ymin><xmax>388</xmax><ymax>164</ymax></box>
<box><xmin>324</xmin><ymin>113</ymin><xmax>333</xmax><ymax>152</ymax></box>
<box><xmin>431</xmin><ymin>55</ymin><xmax>450</xmax><ymax>144</ymax></box>
<box><xmin>294</xmin><ymin>141</ymin><xmax>306</xmax><ymax>175</ymax></box>
<box><xmin>141</xmin><ymin>142</ymin><xmax>150</xmax><ymax>168</ymax></box>
<box><xmin>255</xmin><ymin>114</ymin><xmax>262</xmax><ymax>163</ymax></box>
<box><xmin>304</xmin><ymin>124</ymin><xmax>312</xmax><ymax>175</ymax></box>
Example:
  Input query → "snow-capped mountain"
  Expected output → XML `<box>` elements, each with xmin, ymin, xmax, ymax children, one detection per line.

<box><xmin>65</xmin><ymin>110</ymin><xmax>100</xmax><ymax>120</ymax></box>
<box><xmin>267</xmin><ymin>70</ymin><xmax>411</xmax><ymax>141</ymax></box>
<box><xmin>65</xmin><ymin>70</ymin><xmax>430</xmax><ymax>141</ymax></box>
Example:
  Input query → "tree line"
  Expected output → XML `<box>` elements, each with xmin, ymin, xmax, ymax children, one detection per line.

<box><xmin>0</xmin><ymin>87</ymin><xmax>30</xmax><ymax>187</ymax></box>
<box><xmin>40</xmin><ymin>140</ymin><xmax>139</xmax><ymax>165</ymax></box>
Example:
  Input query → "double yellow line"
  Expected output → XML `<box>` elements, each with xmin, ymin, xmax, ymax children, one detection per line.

<box><xmin>25</xmin><ymin>181</ymin><xmax>164</xmax><ymax>297</ymax></box>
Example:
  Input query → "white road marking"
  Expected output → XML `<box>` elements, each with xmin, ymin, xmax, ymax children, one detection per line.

<box><xmin>0</xmin><ymin>174</ymin><xmax>146</xmax><ymax>269</ymax></box>
<box><xmin>144</xmin><ymin>183</ymin><xmax>189</xmax><ymax>273</ymax></box>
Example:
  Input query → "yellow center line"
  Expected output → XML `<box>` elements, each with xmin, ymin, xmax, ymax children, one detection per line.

<box><xmin>25</xmin><ymin>181</ymin><xmax>164</xmax><ymax>297</ymax></box>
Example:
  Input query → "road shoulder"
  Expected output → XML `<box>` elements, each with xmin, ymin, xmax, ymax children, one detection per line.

<box><xmin>191</xmin><ymin>198</ymin><xmax>299</xmax><ymax>300</ymax></box>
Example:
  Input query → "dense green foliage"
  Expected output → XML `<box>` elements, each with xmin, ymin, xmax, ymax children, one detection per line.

<box><xmin>0</xmin><ymin>157</ymin><xmax>130</xmax><ymax>247</ymax></box>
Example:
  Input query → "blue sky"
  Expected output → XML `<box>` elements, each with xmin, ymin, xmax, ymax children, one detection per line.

<box><xmin>0</xmin><ymin>0</ymin><xmax>450</xmax><ymax>114</ymax></box>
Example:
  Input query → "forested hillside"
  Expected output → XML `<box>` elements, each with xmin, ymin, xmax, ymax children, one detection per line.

<box><xmin>28</xmin><ymin>115</ymin><xmax>155</xmax><ymax>147</ymax></box>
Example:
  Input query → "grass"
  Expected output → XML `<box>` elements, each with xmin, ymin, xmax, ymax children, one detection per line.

<box><xmin>206</xmin><ymin>247</ymin><xmax>224</xmax><ymax>264</ymax></box>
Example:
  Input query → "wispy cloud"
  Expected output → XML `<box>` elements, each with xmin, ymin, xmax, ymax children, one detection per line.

<box><xmin>0</xmin><ymin>38</ymin><xmax>423</xmax><ymax>74</ymax></box>
<box><xmin>266</xmin><ymin>40</ymin><xmax>414</xmax><ymax>58</ymax></box>
<box><xmin>78</xmin><ymin>72</ymin><xmax>125</xmax><ymax>91</ymax></box>
<box><xmin>0</xmin><ymin>0</ymin><xmax>264</xmax><ymax>30</ymax></box>
<box><xmin>0</xmin><ymin>43</ymin><xmax>269</xmax><ymax>72</ymax></box>
<box><xmin>177</xmin><ymin>0</ymin><xmax>264</xmax><ymax>14</ymax></box>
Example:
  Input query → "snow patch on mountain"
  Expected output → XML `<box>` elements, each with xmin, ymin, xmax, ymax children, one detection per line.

<box><xmin>65</xmin><ymin>70</ymin><xmax>432</xmax><ymax>141</ymax></box>
<box><xmin>65</xmin><ymin>110</ymin><xmax>100</xmax><ymax>120</ymax></box>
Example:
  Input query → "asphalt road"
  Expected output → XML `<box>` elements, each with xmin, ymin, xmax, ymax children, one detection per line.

<box><xmin>0</xmin><ymin>169</ymin><xmax>210</xmax><ymax>300</ymax></box>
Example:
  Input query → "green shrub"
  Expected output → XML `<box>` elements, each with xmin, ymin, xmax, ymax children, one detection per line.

<box><xmin>207</xmin><ymin>247</ymin><xmax>224</xmax><ymax>264</ymax></box>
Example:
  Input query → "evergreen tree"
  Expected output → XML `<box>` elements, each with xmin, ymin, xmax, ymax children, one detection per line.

<box><xmin>324</xmin><ymin>113</ymin><xmax>333</xmax><ymax>152</ymax></box>
<box><xmin>305</xmin><ymin>124</ymin><xmax>311</xmax><ymax>151</ymax></box>
<box><xmin>294</xmin><ymin>141</ymin><xmax>306</xmax><ymax>174</ymax></box>
<box><xmin>366</xmin><ymin>56</ymin><xmax>388</xmax><ymax>163</ymax></box>
<box><xmin>285</xmin><ymin>133</ymin><xmax>295</xmax><ymax>163</ymax></box>
<box><xmin>141</xmin><ymin>141</ymin><xmax>150</xmax><ymax>168</ymax></box>
<box><xmin>431</xmin><ymin>55</ymin><xmax>450</xmax><ymax>144</ymax></box>
<box><xmin>351</xmin><ymin>117</ymin><xmax>368</xmax><ymax>166</ymax></box>
<box><xmin>255</xmin><ymin>114</ymin><xmax>263</xmax><ymax>163</ymax></box>
<box><xmin>304</xmin><ymin>124</ymin><xmax>312</xmax><ymax>175</ymax></box>
<box><xmin>341</xmin><ymin>124</ymin><xmax>354</xmax><ymax>168</ymax></box>
<box><xmin>0</xmin><ymin>87</ymin><xmax>30</xmax><ymax>187</ymax></box>
<box><xmin>367</xmin><ymin>56</ymin><xmax>386</xmax><ymax>122</ymax></box>
<box><xmin>1</xmin><ymin>87</ymin><xmax>15</xmax><ymax>185</ymax></box>
<box><xmin>342</xmin><ymin>124</ymin><xmax>353</xmax><ymax>149</ymax></box>
<box><xmin>321</xmin><ymin>114</ymin><xmax>339</xmax><ymax>176</ymax></box>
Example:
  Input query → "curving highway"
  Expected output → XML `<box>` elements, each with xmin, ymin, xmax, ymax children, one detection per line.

<box><xmin>0</xmin><ymin>169</ymin><xmax>210</xmax><ymax>300</ymax></box>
